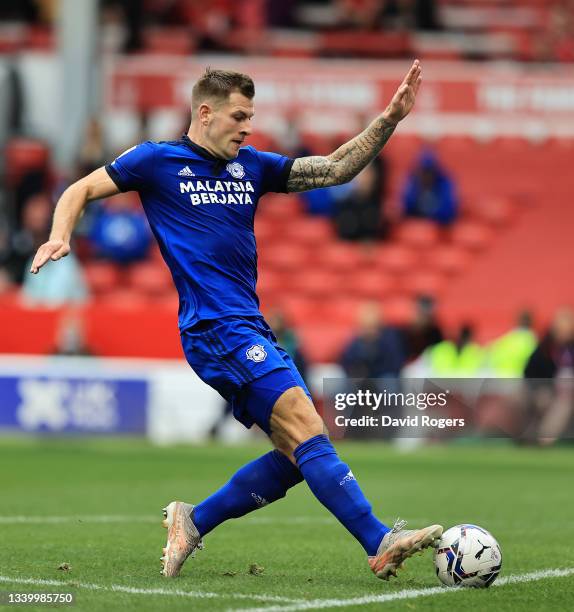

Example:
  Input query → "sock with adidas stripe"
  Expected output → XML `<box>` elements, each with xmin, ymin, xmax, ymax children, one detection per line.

<box><xmin>294</xmin><ymin>434</ymin><xmax>389</xmax><ymax>555</ymax></box>
<box><xmin>193</xmin><ymin>450</ymin><xmax>303</xmax><ymax>537</ymax></box>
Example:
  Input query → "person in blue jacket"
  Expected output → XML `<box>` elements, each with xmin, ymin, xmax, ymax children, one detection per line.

<box><xmin>403</xmin><ymin>150</ymin><xmax>458</xmax><ymax>225</ymax></box>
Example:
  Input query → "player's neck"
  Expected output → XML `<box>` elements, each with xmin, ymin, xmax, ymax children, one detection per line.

<box><xmin>186</xmin><ymin>127</ymin><xmax>221</xmax><ymax>159</ymax></box>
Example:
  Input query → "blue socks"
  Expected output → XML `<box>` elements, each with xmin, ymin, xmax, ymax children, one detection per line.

<box><xmin>193</xmin><ymin>450</ymin><xmax>303</xmax><ymax>537</ymax></box>
<box><xmin>293</xmin><ymin>434</ymin><xmax>389</xmax><ymax>556</ymax></box>
<box><xmin>193</xmin><ymin>436</ymin><xmax>388</xmax><ymax>556</ymax></box>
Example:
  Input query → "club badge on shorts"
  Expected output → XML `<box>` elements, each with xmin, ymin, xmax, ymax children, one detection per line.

<box><xmin>226</xmin><ymin>162</ymin><xmax>245</xmax><ymax>179</ymax></box>
<box><xmin>246</xmin><ymin>344</ymin><xmax>267</xmax><ymax>362</ymax></box>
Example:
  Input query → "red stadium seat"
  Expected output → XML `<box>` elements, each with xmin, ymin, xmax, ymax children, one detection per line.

<box><xmin>245</xmin><ymin>132</ymin><xmax>278</xmax><ymax>151</ymax></box>
<box><xmin>152</xmin><ymin>292</ymin><xmax>179</xmax><ymax>311</ymax></box>
<box><xmin>394</xmin><ymin>219</ymin><xmax>442</xmax><ymax>249</ymax></box>
<box><xmin>343</xmin><ymin>269</ymin><xmax>399</xmax><ymax>301</ymax></box>
<box><xmin>127</xmin><ymin>261</ymin><xmax>173</xmax><ymax>297</ymax></box>
<box><xmin>256</xmin><ymin>269</ymin><xmax>284</xmax><ymax>295</ymax></box>
<box><xmin>149</xmin><ymin>243</ymin><xmax>164</xmax><ymax>262</ymax></box>
<box><xmin>279</xmin><ymin>296</ymin><xmax>324</xmax><ymax>327</ymax></box>
<box><xmin>284</xmin><ymin>217</ymin><xmax>335</xmax><ymax>246</ymax></box>
<box><xmin>374</xmin><ymin>244</ymin><xmax>419</xmax><ymax>274</ymax></box>
<box><xmin>258</xmin><ymin>194</ymin><xmax>304</xmax><ymax>220</ymax></box>
<box><xmin>254</xmin><ymin>216</ymin><xmax>283</xmax><ymax>245</ymax></box>
<box><xmin>143</xmin><ymin>27</ymin><xmax>195</xmax><ymax>55</ymax></box>
<box><xmin>259</xmin><ymin>243</ymin><xmax>311</xmax><ymax>272</ymax></box>
<box><xmin>401</xmin><ymin>271</ymin><xmax>445</xmax><ymax>298</ymax></box>
<box><xmin>300</xmin><ymin>133</ymin><xmax>335</xmax><ymax>156</ymax></box>
<box><xmin>83</xmin><ymin>262</ymin><xmax>123</xmax><ymax>296</ymax></box>
<box><xmin>380</xmin><ymin>296</ymin><xmax>416</xmax><ymax>325</ymax></box>
<box><xmin>256</xmin><ymin>269</ymin><xmax>290</xmax><ymax>311</ymax></box>
<box><xmin>4</xmin><ymin>138</ymin><xmax>50</xmax><ymax>187</ymax></box>
<box><xmin>325</xmin><ymin>297</ymin><xmax>363</xmax><ymax>326</ymax></box>
<box><xmin>450</xmin><ymin>221</ymin><xmax>493</xmax><ymax>251</ymax></box>
<box><xmin>472</xmin><ymin>196</ymin><xmax>516</xmax><ymax>227</ymax></box>
<box><xmin>426</xmin><ymin>245</ymin><xmax>471</xmax><ymax>276</ymax></box>
<box><xmin>317</xmin><ymin>242</ymin><xmax>365</xmax><ymax>273</ymax></box>
<box><xmin>297</xmin><ymin>324</ymin><xmax>355</xmax><ymax>363</ymax></box>
<box><xmin>319</xmin><ymin>31</ymin><xmax>411</xmax><ymax>58</ymax></box>
<box><xmin>290</xmin><ymin>270</ymin><xmax>344</xmax><ymax>299</ymax></box>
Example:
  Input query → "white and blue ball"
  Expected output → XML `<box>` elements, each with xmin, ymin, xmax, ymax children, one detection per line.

<box><xmin>434</xmin><ymin>524</ymin><xmax>502</xmax><ymax>588</ymax></box>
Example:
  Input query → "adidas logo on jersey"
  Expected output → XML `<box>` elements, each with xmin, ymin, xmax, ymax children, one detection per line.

<box><xmin>178</xmin><ymin>166</ymin><xmax>195</xmax><ymax>177</ymax></box>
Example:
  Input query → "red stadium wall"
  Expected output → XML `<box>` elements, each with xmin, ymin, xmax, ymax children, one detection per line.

<box><xmin>0</xmin><ymin>302</ymin><xmax>183</xmax><ymax>359</ymax></box>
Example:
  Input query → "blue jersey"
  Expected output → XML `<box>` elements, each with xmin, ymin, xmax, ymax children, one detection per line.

<box><xmin>105</xmin><ymin>136</ymin><xmax>293</xmax><ymax>330</ymax></box>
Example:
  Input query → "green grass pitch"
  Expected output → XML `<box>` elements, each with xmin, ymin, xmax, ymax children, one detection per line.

<box><xmin>1</xmin><ymin>438</ymin><xmax>573</xmax><ymax>611</ymax></box>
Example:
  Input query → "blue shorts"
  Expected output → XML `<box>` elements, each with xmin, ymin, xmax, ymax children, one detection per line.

<box><xmin>180</xmin><ymin>316</ymin><xmax>312</xmax><ymax>435</ymax></box>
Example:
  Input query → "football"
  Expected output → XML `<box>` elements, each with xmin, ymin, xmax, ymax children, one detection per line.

<box><xmin>434</xmin><ymin>524</ymin><xmax>502</xmax><ymax>587</ymax></box>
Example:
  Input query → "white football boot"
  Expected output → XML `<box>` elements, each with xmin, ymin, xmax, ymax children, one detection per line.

<box><xmin>160</xmin><ymin>501</ymin><xmax>203</xmax><ymax>577</ymax></box>
<box><xmin>368</xmin><ymin>519</ymin><xmax>443</xmax><ymax>580</ymax></box>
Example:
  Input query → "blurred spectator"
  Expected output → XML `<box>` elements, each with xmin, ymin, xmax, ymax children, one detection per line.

<box><xmin>78</xmin><ymin>117</ymin><xmax>108</xmax><ymax>176</ymax></box>
<box><xmin>489</xmin><ymin>311</ymin><xmax>537</xmax><ymax>377</ymax></box>
<box><xmin>403</xmin><ymin>294</ymin><xmax>443</xmax><ymax>361</ymax></box>
<box><xmin>340</xmin><ymin>301</ymin><xmax>406</xmax><ymax>379</ymax></box>
<box><xmin>0</xmin><ymin>0</ymin><xmax>40</xmax><ymax>22</ymax></box>
<box><xmin>0</xmin><ymin>267</ymin><xmax>15</xmax><ymax>297</ymax></box>
<box><xmin>101</xmin><ymin>0</ymin><xmax>144</xmax><ymax>53</ymax></box>
<box><xmin>267</xmin><ymin>309</ymin><xmax>309</xmax><ymax>385</ymax></box>
<box><xmin>426</xmin><ymin>324</ymin><xmax>484</xmax><ymax>376</ymax></box>
<box><xmin>413</xmin><ymin>0</ymin><xmax>440</xmax><ymax>31</ymax></box>
<box><xmin>4</xmin><ymin>193</ymin><xmax>52</xmax><ymax>284</ymax></box>
<box><xmin>525</xmin><ymin>308</ymin><xmax>574</xmax><ymax>379</ymax></box>
<box><xmin>5</xmin><ymin>138</ymin><xmax>51</xmax><ymax>228</ymax></box>
<box><xmin>402</xmin><ymin>150</ymin><xmax>458</xmax><ymax>225</ymax></box>
<box><xmin>333</xmin><ymin>154</ymin><xmax>388</xmax><ymax>241</ymax></box>
<box><xmin>523</xmin><ymin>307</ymin><xmax>574</xmax><ymax>444</ymax></box>
<box><xmin>295</xmin><ymin>131</ymin><xmax>339</xmax><ymax>216</ymax></box>
<box><xmin>334</xmin><ymin>0</ymin><xmax>387</xmax><ymax>30</ymax></box>
<box><xmin>267</xmin><ymin>0</ymin><xmax>296</xmax><ymax>27</ymax></box>
<box><xmin>333</xmin><ymin>0</ymin><xmax>439</xmax><ymax>32</ymax></box>
<box><xmin>89</xmin><ymin>192</ymin><xmax>152</xmax><ymax>264</ymax></box>
<box><xmin>22</xmin><ymin>258</ymin><xmax>88</xmax><ymax>307</ymax></box>
<box><xmin>299</xmin><ymin>129</ymin><xmax>388</xmax><ymax>241</ymax></box>
<box><xmin>531</xmin><ymin>0</ymin><xmax>574</xmax><ymax>63</ymax></box>
<box><xmin>14</xmin><ymin>195</ymin><xmax>88</xmax><ymax>307</ymax></box>
<box><xmin>339</xmin><ymin>301</ymin><xmax>405</xmax><ymax>440</ymax></box>
<box><xmin>52</xmin><ymin>310</ymin><xmax>93</xmax><ymax>356</ymax></box>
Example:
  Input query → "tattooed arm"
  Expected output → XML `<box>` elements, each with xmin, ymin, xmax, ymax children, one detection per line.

<box><xmin>287</xmin><ymin>60</ymin><xmax>422</xmax><ymax>193</ymax></box>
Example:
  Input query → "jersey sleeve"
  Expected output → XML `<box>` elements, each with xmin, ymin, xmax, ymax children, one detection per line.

<box><xmin>105</xmin><ymin>142</ymin><xmax>157</xmax><ymax>193</ymax></box>
<box><xmin>255</xmin><ymin>149</ymin><xmax>294</xmax><ymax>194</ymax></box>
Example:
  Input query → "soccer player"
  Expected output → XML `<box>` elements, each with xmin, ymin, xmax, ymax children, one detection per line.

<box><xmin>30</xmin><ymin>60</ymin><xmax>443</xmax><ymax>580</ymax></box>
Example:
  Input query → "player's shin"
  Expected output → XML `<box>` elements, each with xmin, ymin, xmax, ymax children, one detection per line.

<box><xmin>293</xmin><ymin>434</ymin><xmax>389</xmax><ymax>556</ymax></box>
<box><xmin>192</xmin><ymin>449</ymin><xmax>303</xmax><ymax>536</ymax></box>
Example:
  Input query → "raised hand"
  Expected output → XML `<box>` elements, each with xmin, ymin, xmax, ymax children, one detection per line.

<box><xmin>384</xmin><ymin>60</ymin><xmax>422</xmax><ymax>125</ymax></box>
<box><xmin>30</xmin><ymin>239</ymin><xmax>71</xmax><ymax>274</ymax></box>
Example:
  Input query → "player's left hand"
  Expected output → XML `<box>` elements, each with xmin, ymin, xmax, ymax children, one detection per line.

<box><xmin>383</xmin><ymin>60</ymin><xmax>422</xmax><ymax>124</ymax></box>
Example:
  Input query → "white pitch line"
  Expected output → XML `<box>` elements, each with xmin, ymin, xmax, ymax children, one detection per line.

<box><xmin>0</xmin><ymin>515</ymin><xmax>157</xmax><ymax>524</ymax></box>
<box><xmin>0</xmin><ymin>575</ymin><xmax>300</xmax><ymax>604</ymax></box>
<box><xmin>0</xmin><ymin>515</ymin><xmax>430</xmax><ymax>526</ymax></box>
<box><xmin>233</xmin><ymin>568</ymin><xmax>574</xmax><ymax>612</ymax></box>
<box><xmin>0</xmin><ymin>515</ymin><xmax>333</xmax><ymax>525</ymax></box>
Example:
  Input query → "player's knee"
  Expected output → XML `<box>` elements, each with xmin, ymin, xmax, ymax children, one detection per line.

<box><xmin>269</xmin><ymin>386</ymin><xmax>324</xmax><ymax>455</ymax></box>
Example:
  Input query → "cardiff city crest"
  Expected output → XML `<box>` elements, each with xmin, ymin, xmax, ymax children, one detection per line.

<box><xmin>246</xmin><ymin>344</ymin><xmax>267</xmax><ymax>362</ymax></box>
<box><xmin>226</xmin><ymin>162</ymin><xmax>245</xmax><ymax>179</ymax></box>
